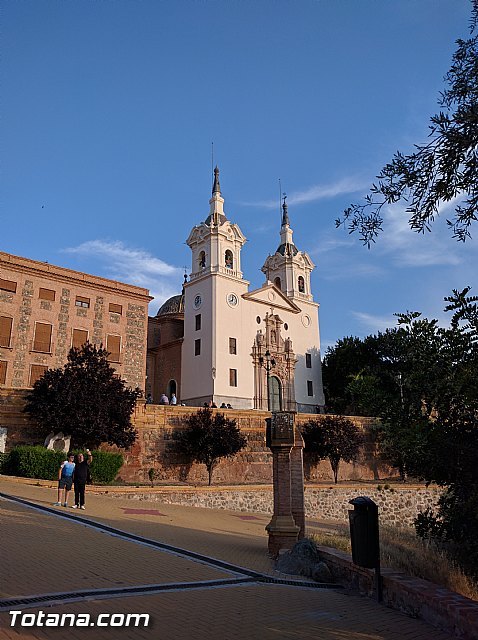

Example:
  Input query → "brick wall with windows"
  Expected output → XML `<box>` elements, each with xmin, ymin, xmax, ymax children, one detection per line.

<box><xmin>0</xmin><ymin>251</ymin><xmax>151</xmax><ymax>390</ymax></box>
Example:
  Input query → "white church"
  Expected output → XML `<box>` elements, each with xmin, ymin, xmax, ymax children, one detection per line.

<box><xmin>147</xmin><ymin>167</ymin><xmax>325</xmax><ymax>413</ymax></box>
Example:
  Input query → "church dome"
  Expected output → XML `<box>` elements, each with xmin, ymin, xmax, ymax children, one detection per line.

<box><xmin>276</xmin><ymin>242</ymin><xmax>299</xmax><ymax>257</ymax></box>
<box><xmin>156</xmin><ymin>294</ymin><xmax>184</xmax><ymax>317</ymax></box>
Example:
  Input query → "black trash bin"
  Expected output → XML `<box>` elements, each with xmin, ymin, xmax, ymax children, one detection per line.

<box><xmin>348</xmin><ymin>496</ymin><xmax>380</xmax><ymax>569</ymax></box>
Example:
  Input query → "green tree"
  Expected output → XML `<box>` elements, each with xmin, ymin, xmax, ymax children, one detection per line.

<box><xmin>406</xmin><ymin>289</ymin><xmax>478</xmax><ymax>576</ymax></box>
<box><xmin>322</xmin><ymin>336</ymin><xmax>379</xmax><ymax>414</ymax></box>
<box><xmin>24</xmin><ymin>343</ymin><xmax>140</xmax><ymax>449</ymax></box>
<box><xmin>174</xmin><ymin>408</ymin><xmax>247</xmax><ymax>485</ymax></box>
<box><xmin>324</xmin><ymin>288</ymin><xmax>478</xmax><ymax>577</ymax></box>
<box><xmin>337</xmin><ymin>1</ymin><xmax>478</xmax><ymax>245</ymax></box>
<box><xmin>301</xmin><ymin>416</ymin><xmax>363</xmax><ymax>484</ymax></box>
<box><xmin>323</xmin><ymin>315</ymin><xmax>446</xmax><ymax>479</ymax></box>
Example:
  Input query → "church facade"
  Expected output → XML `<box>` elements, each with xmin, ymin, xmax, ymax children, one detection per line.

<box><xmin>147</xmin><ymin>168</ymin><xmax>325</xmax><ymax>413</ymax></box>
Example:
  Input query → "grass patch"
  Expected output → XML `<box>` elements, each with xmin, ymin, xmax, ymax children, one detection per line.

<box><xmin>311</xmin><ymin>524</ymin><xmax>478</xmax><ymax>601</ymax></box>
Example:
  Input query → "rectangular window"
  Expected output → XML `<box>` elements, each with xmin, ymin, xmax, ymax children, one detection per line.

<box><xmin>305</xmin><ymin>353</ymin><xmax>312</xmax><ymax>368</ymax></box>
<box><xmin>75</xmin><ymin>296</ymin><xmax>90</xmax><ymax>308</ymax></box>
<box><xmin>229</xmin><ymin>337</ymin><xmax>237</xmax><ymax>355</ymax></box>
<box><xmin>0</xmin><ymin>278</ymin><xmax>17</xmax><ymax>293</ymax></box>
<box><xmin>109</xmin><ymin>303</ymin><xmax>122</xmax><ymax>314</ymax></box>
<box><xmin>107</xmin><ymin>335</ymin><xmax>121</xmax><ymax>362</ymax></box>
<box><xmin>307</xmin><ymin>380</ymin><xmax>314</xmax><ymax>397</ymax></box>
<box><xmin>195</xmin><ymin>314</ymin><xmax>201</xmax><ymax>331</ymax></box>
<box><xmin>229</xmin><ymin>368</ymin><xmax>237</xmax><ymax>387</ymax></box>
<box><xmin>194</xmin><ymin>339</ymin><xmax>201</xmax><ymax>356</ymax></box>
<box><xmin>0</xmin><ymin>361</ymin><xmax>7</xmax><ymax>385</ymax></box>
<box><xmin>39</xmin><ymin>288</ymin><xmax>56</xmax><ymax>302</ymax></box>
<box><xmin>33</xmin><ymin>322</ymin><xmax>52</xmax><ymax>353</ymax></box>
<box><xmin>72</xmin><ymin>329</ymin><xmax>88</xmax><ymax>350</ymax></box>
<box><xmin>30</xmin><ymin>364</ymin><xmax>48</xmax><ymax>387</ymax></box>
<box><xmin>0</xmin><ymin>316</ymin><xmax>13</xmax><ymax>347</ymax></box>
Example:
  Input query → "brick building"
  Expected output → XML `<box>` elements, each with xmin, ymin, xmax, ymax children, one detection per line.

<box><xmin>0</xmin><ymin>251</ymin><xmax>151</xmax><ymax>391</ymax></box>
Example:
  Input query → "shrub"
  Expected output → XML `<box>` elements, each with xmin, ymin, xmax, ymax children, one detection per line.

<box><xmin>88</xmin><ymin>450</ymin><xmax>123</xmax><ymax>484</ymax></box>
<box><xmin>5</xmin><ymin>446</ymin><xmax>65</xmax><ymax>480</ymax></box>
<box><xmin>0</xmin><ymin>451</ymin><xmax>10</xmax><ymax>474</ymax></box>
<box><xmin>2</xmin><ymin>446</ymin><xmax>123</xmax><ymax>484</ymax></box>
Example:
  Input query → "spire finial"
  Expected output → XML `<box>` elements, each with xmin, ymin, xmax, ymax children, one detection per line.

<box><xmin>281</xmin><ymin>193</ymin><xmax>290</xmax><ymax>226</ymax></box>
<box><xmin>212</xmin><ymin>165</ymin><xmax>221</xmax><ymax>195</ymax></box>
<box><xmin>182</xmin><ymin>268</ymin><xmax>188</xmax><ymax>294</ymax></box>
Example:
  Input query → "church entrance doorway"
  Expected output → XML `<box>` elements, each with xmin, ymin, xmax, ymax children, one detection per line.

<box><xmin>167</xmin><ymin>379</ymin><xmax>177</xmax><ymax>398</ymax></box>
<box><xmin>269</xmin><ymin>376</ymin><xmax>282</xmax><ymax>412</ymax></box>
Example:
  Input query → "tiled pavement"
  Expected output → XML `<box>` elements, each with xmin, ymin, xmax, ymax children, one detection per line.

<box><xmin>0</xmin><ymin>476</ymin><xmax>454</xmax><ymax>639</ymax></box>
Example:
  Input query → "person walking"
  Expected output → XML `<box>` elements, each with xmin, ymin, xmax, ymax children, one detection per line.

<box><xmin>72</xmin><ymin>449</ymin><xmax>93</xmax><ymax>510</ymax></box>
<box><xmin>53</xmin><ymin>454</ymin><xmax>75</xmax><ymax>507</ymax></box>
<box><xmin>170</xmin><ymin>393</ymin><xmax>177</xmax><ymax>405</ymax></box>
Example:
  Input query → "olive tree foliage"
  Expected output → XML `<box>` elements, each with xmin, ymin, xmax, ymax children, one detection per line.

<box><xmin>174</xmin><ymin>408</ymin><xmax>247</xmax><ymax>485</ymax></box>
<box><xmin>337</xmin><ymin>1</ymin><xmax>478</xmax><ymax>245</ymax></box>
<box><xmin>24</xmin><ymin>343</ymin><xmax>140</xmax><ymax>450</ymax></box>
<box><xmin>301</xmin><ymin>416</ymin><xmax>364</xmax><ymax>484</ymax></box>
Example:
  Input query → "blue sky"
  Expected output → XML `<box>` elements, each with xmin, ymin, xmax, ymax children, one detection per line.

<box><xmin>2</xmin><ymin>0</ymin><xmax>476</xmax><ymax>351</ymax></box>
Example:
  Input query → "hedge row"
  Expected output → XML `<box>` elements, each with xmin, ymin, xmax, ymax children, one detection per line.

<box><xmin>0</xmin><ymin>446</ymin><xmax>123</xmax><ymax>484</ymax></box>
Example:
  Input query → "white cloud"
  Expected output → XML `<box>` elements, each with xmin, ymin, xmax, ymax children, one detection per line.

<box><xmin>63</xmin><ymin>240</ymin><xmax>183</xmax><ymax>309</ymax></box>
<box><xmin>242</xmin><ymin>176</ymin><xmax>367</xmax><ymax>209</ymax></box>
<box><xmin>378</xmin><ymin>203</ymin><xmax>471</xmax><ymax>267</ymax></box>
<box><xmin>351</xmin><ymin>311</ymin><xmax>397</xmax><ymax>334</ymax></box>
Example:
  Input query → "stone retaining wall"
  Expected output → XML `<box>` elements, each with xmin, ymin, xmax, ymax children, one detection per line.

<box><xmin>319</xmin><ymin>547</ymin><xmax>478</xmax><ymax>640</ymax></box>
<box><xmin>0</xmin><ymin>392</ymin><xmax>394</xmax><ymax>485</ymax></box>
<box><xmin>102</xmin><ymin>484</ymin><xmax>442</xmax><ymax>527</ymax></box>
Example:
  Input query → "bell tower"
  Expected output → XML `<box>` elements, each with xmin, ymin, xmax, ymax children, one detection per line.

<box><xmin>182</xmin><ymin>167</ymin><xmax>250</xmax><ymax>407</ymax></box>
<box><xmin>186</xmin><ymin>166</ymin><xmax>246</xmax><ymax>281</ymax></box>
<box><xmin>261</xmin><ymin>195</ymin><xmax>314</xmax><ymax>301</ymax></box>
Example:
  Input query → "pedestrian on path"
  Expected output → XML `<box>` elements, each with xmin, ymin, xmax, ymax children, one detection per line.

<box><xmin>53</xmin><ymin>454</ymin><xmax>75</xmax><ymax>507</ymax></box>
<box><xmin>72</xmin><ymin>449</ymin><xmax>93</xmax><ymax>510</ymax></box>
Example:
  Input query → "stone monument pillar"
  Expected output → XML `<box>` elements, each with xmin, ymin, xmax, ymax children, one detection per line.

<box><xmin>290</xmin><ymin>427</ymin><xmax>305</xmax><ymax>540</ymax></box>
<box><xmin>266</xmin><ymin>411</ymin><xmax>303</xmax><ymax>557</ymax></box>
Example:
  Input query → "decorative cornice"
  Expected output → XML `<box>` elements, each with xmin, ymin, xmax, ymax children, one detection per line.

<box><xmin>0</xmin><ymin>251</ymin><xmax>152</xmax><ymax>303</ymax></box>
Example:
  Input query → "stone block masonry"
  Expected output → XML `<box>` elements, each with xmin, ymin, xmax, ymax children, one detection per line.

<box><xmin>116</xmin><ymin>406</ymin><xmax>393</xmax><ymax>486</ymax></box>
<box><xmin>0</xmin><ymin>250</ymin><xmax>151</xmax><ymax>391</ymax></box>
<box><xmin>105</xmin><ymin>483</ymin><xmax>442</xmax><ymax>528</ymax></box>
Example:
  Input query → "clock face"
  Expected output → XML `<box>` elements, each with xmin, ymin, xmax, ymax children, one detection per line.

<box><xmin>227</xmin><ymin>292</ymin><xmax>238</xmax><ymax>307</ymax></box>
<box><xmin>194</xmin><ymin>294</ymin><xmax>202</xmax><ymax>309</ymax></box>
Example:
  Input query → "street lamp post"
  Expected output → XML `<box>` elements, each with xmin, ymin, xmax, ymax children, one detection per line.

<box><xmin>259</xmin><ymin>349</ymin><xmax>276</xmax><ymax>411</ymax></box>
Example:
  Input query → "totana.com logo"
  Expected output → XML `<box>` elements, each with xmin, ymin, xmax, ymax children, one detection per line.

<box><xmin>9</xmin><ymin>611</ymin><xmax>150</xmax><ymax>627</ymax></box>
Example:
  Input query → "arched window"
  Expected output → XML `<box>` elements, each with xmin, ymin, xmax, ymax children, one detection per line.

<box><xmin>167</xmin><ymin>379</ymin><xmax>177</xmax><ymax>397</ymax></box>
<box><xmin>298</xmin><ymin>276</ymin><xmax>305</xmax><ymax>293</ymax></box>
<box><xmin>225</xmin><ymin>250</ymin><xmax>233</xmax><ymax>269</ymax></box>
<box><xmin>274</xmin><ymin>277</ymin><xmax>281</xmax><ymax>289</ymax></box>
<box><xmin>269</xmin><ymin>376</ymin><xmax>282</xmax><ymax>412</ymax></box>
<box><xmin>199</xmin><ymin>251</ymin><xmax>206</xmax><ymax>269</ymax></box>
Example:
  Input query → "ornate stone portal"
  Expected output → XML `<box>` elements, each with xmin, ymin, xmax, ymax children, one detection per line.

<box><xmin>266</xmin><ymin>411</ymin><xmax>305</xmax><ymax>557</ymax></box>
<box><xmin>252</xmin><ymin>313</ymin><xmax>297</xmax><ymax>412</ymax></box>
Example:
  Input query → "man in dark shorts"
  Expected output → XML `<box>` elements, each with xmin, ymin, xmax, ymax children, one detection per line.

<box><xmin>53</xmin><ymin>454</ymin><xmax>75</xmax><ymax>507</ymax></box>
<box><xmin>72</xmin><ymin>449</ymin><xmax>93</xmax><ymax>510</ymax></box>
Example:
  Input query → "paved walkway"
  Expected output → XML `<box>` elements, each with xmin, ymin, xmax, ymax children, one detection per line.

<box><xmin>0</xmin><ymin>476</ymin><xmax>453</xmax><ymax>639</ymax></box>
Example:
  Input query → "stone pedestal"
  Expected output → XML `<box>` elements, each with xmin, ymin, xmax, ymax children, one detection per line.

<box><xmin>291</xmin><ymin>428</ymin><xmax>305</xmax><ymax>540</ymax></box>
<box><xmin>265</xmin><ymin>412</ymin><xmax>304</xmax><ymax>557</ymax></box>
